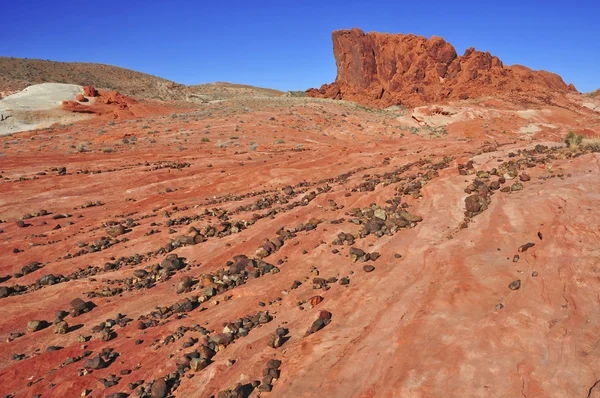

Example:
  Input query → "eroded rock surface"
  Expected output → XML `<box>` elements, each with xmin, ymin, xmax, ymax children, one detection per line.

<box><xmin>308</xmin><ymin>28</ymin><xmax>576</xmax><ymax>107</ymax></box>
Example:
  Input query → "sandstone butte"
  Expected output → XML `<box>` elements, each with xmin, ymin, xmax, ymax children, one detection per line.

<box><xmin>1</xmin><ymin>32</ymin><xmax>600</xmax><ymax>398</ymax></box>
<box><xmin>307</xmin><ymin>28</ymin><xmax>578</xmax><ymax>107</ymax></box>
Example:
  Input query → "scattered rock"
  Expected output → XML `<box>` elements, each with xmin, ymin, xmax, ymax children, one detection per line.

<box><xmin>27</xmin><ymin>320</ymin><xmax>47</xmax><ymax>332</ymax></box>
<box><xmin>509</xmin><ymin>280</ymin><xmax>521</xmax><ymax>291</ymax></box>
<box><xmin>83</xmin><ymin>355</ymin><xmax>105</xmax><ymax>370</ymax></box>
<box><xmin>518</xmin><ymin>243</ymin><xmax>535</xmax><ymax>252</ymax></box>
<box><xmin>150</xmin><ymin>378</ymin><xmax>168</xmax><ymax>398</ymax></box>
<box><xmin>106</xmin><ymin>224</ymin><xmax>126</xmax><ymax>237</ymax></box>
<box><xmin>54</xmin><ymin>321</ymin><xmax>68</xmax><ymax>334</ymax></box>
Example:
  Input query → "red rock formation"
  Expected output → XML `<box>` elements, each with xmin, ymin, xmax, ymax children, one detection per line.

<box><xmin>61</xmin><ymin>100</ymin><xmax>95</xmax><ymax>113</ymax></box>
<box><xmin>75</xmin><ymin>94</ymin><xmax>87</xmax><ymax>102</ymax></box>
<box><xmin>62</xmin><ymin>89</ymin><xmax>143</xmax><ymax>119</ymax></box>
<box><xmin>83</xmin><ymin>85</ymin><xmax>98</xmax><ymax>97</ymax></box>
<box><xmin>308</xmin><ymin>28</ymin><xmax>577</xmax><ymax>107</ymax></box>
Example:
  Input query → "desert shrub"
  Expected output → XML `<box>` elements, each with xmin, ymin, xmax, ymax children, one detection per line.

<box><xmin>582</xmin><ymin>137</ymin><xmax>600</xmax><ymax>151</ymax></box>
<box><xmin>565</xmin><ymin>132</ymin><xmax>583</xmax><ymax>150</ymax></box>
<box><xmin>201</xmin><ymin>137</ymin><xmax>210</xmax><ymax>142</ymax></box>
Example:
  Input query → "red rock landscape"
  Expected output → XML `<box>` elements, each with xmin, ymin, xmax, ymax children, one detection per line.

<box><xmin>1</xmin><ymin>29</ymin><xmax>600</xmax><ymax>398</ymax></box>
<box><xmin>308</xmin><ymin>28</ymin><xmax>577</xmax><ymax>108</ymax></box>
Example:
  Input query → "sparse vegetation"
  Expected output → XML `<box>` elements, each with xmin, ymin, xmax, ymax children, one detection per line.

<box><xmin>565</xmin><ymin>131</ymin><xmax>583</xmax><ymax>150</ymax></box>
<box><xmin>582</xmin><ymin>137</ymin><xmax>600</xmax><ymax>151</ymax></box>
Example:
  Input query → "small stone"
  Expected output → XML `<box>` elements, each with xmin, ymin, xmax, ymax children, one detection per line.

<box><xmin>465</xmin><ymin>195</ymin><xmax>481</xmax><ymax>213</ymax></box>
<box><xmin>368</xmin><ymin>252</ymin><xmax>380</xmax><ymax>261</ymax></box>
<box><xmin>83</xmin><ymin>355</ymin><xmax>105</xmax><ymax>370</ymax></box>
<box><xmin>106</xmin><ymin>224</ymin><xmax>126</xmax><ymax>237</ymax></box>
<box><xmin>258</xmin><ymin>383</ymin><xmax>272</xmax><ymax>392</ymax></box>
<box><xmin>374</xmin><ymin>208</ymin><xmax>387</xmax><ymax>220</ymax></box>
<box><xmin>319</xmin><ymin>310</ymin><xmax>332</xmax><ymax>320</ymax></box>
<box><xmin>518</xmin><ymin>243</ymin><xmax>535</xmax><ymax>253</ymax></box>
<box><xmin>190</xmin><ymin>357</ymin><xmax>209</xmax><ymax>372</ymax></box>
<box><xmin>27</xmin><ymin>320</ymin><xmax>46</xmax><ymax>332</ymax></box>
<box><xmin>133</xmin><ymin>269</ymin><xmax>148</xmax><ymax>278</ymax></box>
<box><xmin>0</xmin><ymin>286</ymin><xmax>13</xmax><ymax>298</ymax></box>
<box><xmin>509</xmin><ymin>280</ymin><xmax>521</xmax><ymax>291</ymax></box>
<box><xmin>150</xmin><ymin>378</ymin><xmax>168</xmax><ymax>398</ymax></box>
<box><xmin>495</xmin><ymin>303</ymin><xmax>504</xmax><ymax>310</ymax></box>
<box><xmin>363</xmin><ymin>265</ymin><xmax>375</xmax><ymax>272</ymax></box>
<box><xmin>309</xmin><ymin>319</ymin><xmax>325</xmax><ymax>334</ymax></box>
<box><xmin>532</xmin><ymin>271</ymin><xmax>539</xmax><ymax>277</ymax></box>
<box><xmin>308</xmin><ymin>296</ymin><xmax>324</xmax><ymax>306</ymax></box>
<box><xmin>70</xmin><ymin>298</ymin><xmax>89</xmax><ymax>312</ymax></box>
<box><xmin>267</xmin><ymin>359</ymin><xmax>282</xmax><ymax>369</ymax></box>
<box><xmin>54</xmin><ymin>321</ymin><xmax>68</xmax><ymax>334</ymax></box>
<box><xmin>510</xmin><ymin>182</ymin><xmax>524</xmax><ymax>191</ymax></box>
<box><xmin>267</xmin><ymin>333</ymin><xmax>283</xmax><ymax>348</ymax></box>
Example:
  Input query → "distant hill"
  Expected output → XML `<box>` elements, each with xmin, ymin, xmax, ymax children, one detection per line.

<box><xmin>0</xmin><ymin>57</ymin><xmax>284</xmax><ymax>102</ymax></box>
<box><xmin>0</xmin><ymin>57</ymin><xmax>189</xmax><ymax>100</ymax></box>
<box><xmin>188</xmin><ymin>82</ymin><xmax>283</xmax><ymax>101</ymax></box>
<box><xmin>587</xmin><ymin>88</ymin><xmax>600</xmax><ymax>98</ymax></box>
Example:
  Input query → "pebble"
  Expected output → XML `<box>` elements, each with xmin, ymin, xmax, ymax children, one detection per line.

<box><xmin>150</xmin><ymin>378</ymin><xmax>168</xmax><ymax>398</ymax></box>
<box><xmin>54</xmin><ymin>321</ymin><xmax>68</xmax><ymax>334</ymax></box>
<box><xmin>509</xmin><ymin>280</ymin><xmax>521</xmax><ymax>290</ymax></box>
<box><xmin>70</xmin><ymin>298</ymin><xmax>89</xmax><ymax>312</ymax></box>
<box><xmin>363</xmin><ymin>265</ymin><xmax>375</xmax><ymax>272</ymax></box>
<box><xmin>27</xmin><ymin>320</ymin><xmax>46</xmax><ymax>332</ymax></box>
<box><xmin>518</xmin><ymin>243</ymin><xmax>535</xmax><ymax>252</ymax></box>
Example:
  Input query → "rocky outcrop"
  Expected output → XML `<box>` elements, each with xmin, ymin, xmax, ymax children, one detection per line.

<box><xmin>308</xmin><ymin>28</ymin><xmax>577</xmax><ymax>107</ymax></box>
<box><xmin>62</xmin><ymin>86</ymin><xmax>140</xmax><ymax>118</ymax></box>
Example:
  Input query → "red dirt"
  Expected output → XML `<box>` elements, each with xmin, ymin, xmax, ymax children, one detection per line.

<box><xmin>1</xmin><ymin>68</ymin><xmax>600</xmax><ymax>398</ymax></box>
<box><xmin>308</xmin><ymin>28</ymin><xmax>577</xmax><ymax>108</ymax></box>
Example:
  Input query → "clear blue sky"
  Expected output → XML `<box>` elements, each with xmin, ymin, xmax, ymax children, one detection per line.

<box><xmin>1</xmin><ymin>0</ymin><xmax>598</xmax><ymax>92</ymax></box>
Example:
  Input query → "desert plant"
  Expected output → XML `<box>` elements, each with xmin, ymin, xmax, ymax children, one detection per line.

<box><xmin>582</xmin><ymin>137</ymin><xmax>600</xmax><ymax>151</ymax></box>
<box><xmin>201</xmin><ymin>137</ymin><xmax>210</xmax><ymax>142</ymax></box>
<box><xmin>565</xmin><ymin>131</ymin><xmax>583</xmax><ymax>150</ymax></box>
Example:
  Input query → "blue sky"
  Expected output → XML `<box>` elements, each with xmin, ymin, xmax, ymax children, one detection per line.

<box><xmin>1</xmin><ymin>0</ymin><xmax>598</xmax><ymax>92</ymax></box>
